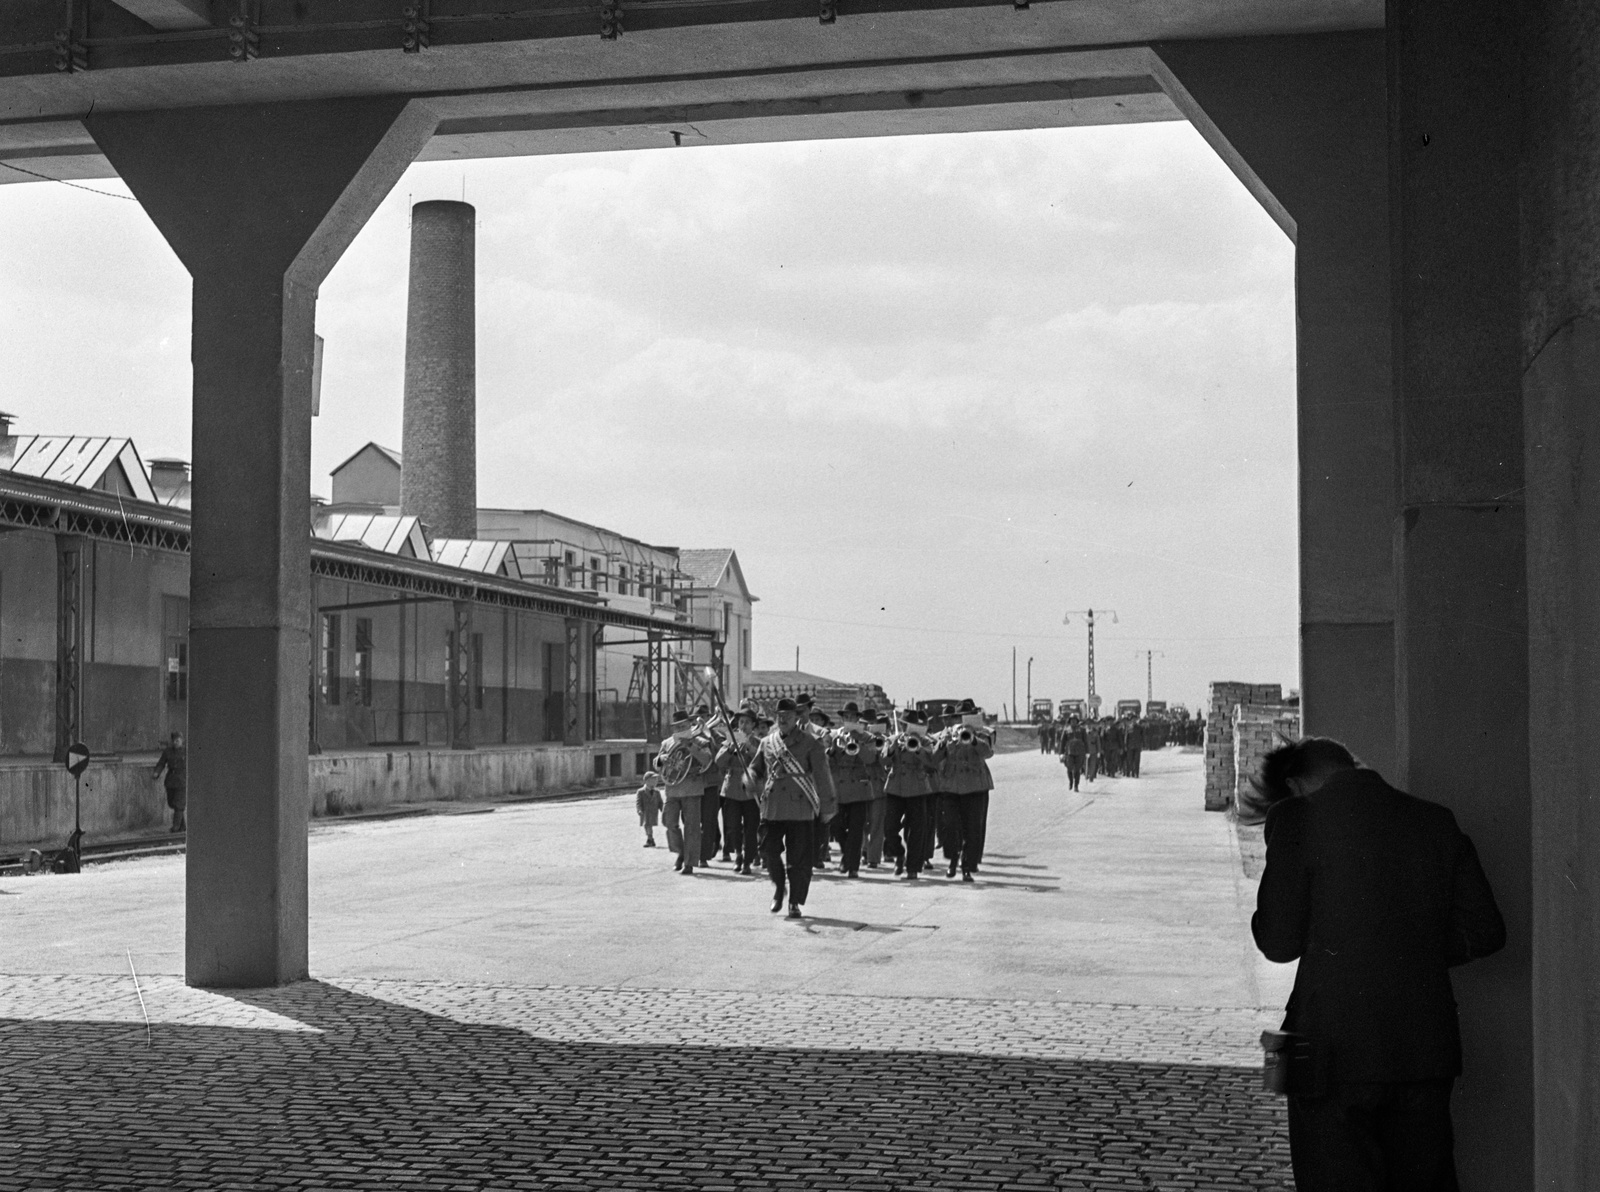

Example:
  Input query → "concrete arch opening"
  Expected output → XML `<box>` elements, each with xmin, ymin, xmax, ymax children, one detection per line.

<box><xmin>3</xmin><ymin>0</ymin><xmax>1594</xmax><ymax>1183</ymax></box>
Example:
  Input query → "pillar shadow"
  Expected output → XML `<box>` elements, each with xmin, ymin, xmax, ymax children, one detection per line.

<box><xmin>1</xmin><ymin>980</ymin><xmax>1291</xmax><ymax>1190</ymax></box>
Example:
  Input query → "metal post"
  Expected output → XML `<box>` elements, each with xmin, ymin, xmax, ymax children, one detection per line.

<box><xmin>1027</xmin><ymin>656</ymin><xmax>1034</xmax><ymax>709</ymax></box>
<box><xmin>1087</xmin><ymin>610</ymin><xmax>1096</xmax><ymax>704</ymax></box>
<box><xmin>1011</xmin><ymin>647</ymin><xmax>1017</xmax><ymax>723</ymax></box>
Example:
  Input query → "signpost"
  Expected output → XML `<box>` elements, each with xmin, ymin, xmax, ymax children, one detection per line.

<box><xmin>61</xmin><ymin>740</ymin><xmax>89</xmax><ymax>873</ymax></box>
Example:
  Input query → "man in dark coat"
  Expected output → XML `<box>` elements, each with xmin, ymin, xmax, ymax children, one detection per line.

<box><xmin>1251</xmin><ymin>737</ymin><xmax>1505</xmax><ymax>1191</ymax></box>
<box><xmin>152</xmin><ymin>731</ymin><xmax>187</xmax><ymax>832</ymax></box>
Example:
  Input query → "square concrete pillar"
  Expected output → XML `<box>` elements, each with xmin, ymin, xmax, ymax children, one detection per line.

<box><xmin>1391</xmin><ymin>0</ymin><xmax>1532</xmax><ymax>1185</ymax></box>
<box><xmin>1153</xmin><ymin>31</ymin><xmax>1394</xmax><ymax>776</ymax></box>
<box><xmin>88</xmin><ymin>98</ymin><xmax>437</xmax><ymax>987</ymax></box>
<box><xmin>1520</xmin><ymin>0</ymin><xmax>1600</xmax><ymax>1182</ymax></box>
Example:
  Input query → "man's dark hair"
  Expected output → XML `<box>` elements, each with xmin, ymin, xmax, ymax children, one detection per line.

<box><xmin>1239</xmin><ymin>736</ymin><xmax>1358</xmax><ymax>824</ymax></box>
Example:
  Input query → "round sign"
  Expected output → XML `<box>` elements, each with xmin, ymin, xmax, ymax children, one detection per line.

<box><xmin>65</xmin><ymin>741</ymin><xmax>90</xmax><ymax>778</ymax></box>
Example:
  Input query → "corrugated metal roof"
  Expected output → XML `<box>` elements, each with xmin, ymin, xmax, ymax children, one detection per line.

<box><xmin>314</xmin><ymin>512</ymin><xmax>428</xmax><ymax>558</ymax></box>
<box><xmin>0</xmin><ymin>435</ymin><xmax>156</xmax><ymax>503</ymax></box>
<box><xmin>430</xmin><ymin>538</ymin><xmax>510</xmax><ymax>575</ymax></box>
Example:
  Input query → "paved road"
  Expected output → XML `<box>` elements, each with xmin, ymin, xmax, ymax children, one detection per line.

<box><xmin>0</xmin><ymin>746</ymin><xmax>1296</xmax><ymax>1190</ymax></box>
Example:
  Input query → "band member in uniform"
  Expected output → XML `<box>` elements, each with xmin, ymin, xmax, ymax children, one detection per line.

<box><xmin>1061</xmin><ymin>716</ymin><xmax>1087</xmax><ymax>792</ymax></box>
<box><xmin>692</xmin><ymin>704</ymin><xmax>724</xmax><ymax>865</ymax></box>
<box><xmin>655</xmin><ymin>709</ymin><xmax>715</xmax><ymax>876</ymax></box>
<box><xmin>935</xmin><ymin>699</ymin><xmax>994</xmax><ymax>880</ymax></box>
<box><xmin>827</xmin><ymin>702</ymin><xmax>879</xmax><ymax>879</ymax></box>
<box><xmin>863</xmin><ymin>709</ymin><xmax>889</xmax><ymax>869</ymax></box>
<box><xmin>882</xmin><ymin>710</ymin><xmax>937</xmax><ymax>879</ymax></box>
<box><xmin>717</xmin><ymin>703</ymin><xmax>763</xmax><ymax>875</ymax></box>
<box><xmin>806</xmin><ymin>704</ymin><xmax>835</xmax><ymax>869</ymax></box>
<box><xmin>747</xmin><ymin>697</ymin><xmax>837</xmax><ymax>918</ymax></box>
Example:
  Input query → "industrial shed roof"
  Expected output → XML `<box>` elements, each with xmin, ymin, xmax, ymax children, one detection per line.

<box><xmin>314</xmin><ymin>512</ymin><xmax>429</xmax><ymax>559</ymax></box>
<box><xmin>431</xmin><ymin>538</ymin><xmax>511</xmax><ymax>575</ymax></box>
<box><xmin>0</xmin><ymin>435</ymin><xmax>155</xmax><ymax>504</ymax></box>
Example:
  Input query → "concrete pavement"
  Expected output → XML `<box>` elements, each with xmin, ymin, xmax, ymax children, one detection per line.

<box><xmin>0</xmin><ymin>746</ymin><xmax>1297</xmax><ymax>1190</ymax></box>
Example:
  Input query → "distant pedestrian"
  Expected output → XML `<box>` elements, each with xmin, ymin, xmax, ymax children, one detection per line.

<box><xmin>1249</xmin><ymin>737</ymin><xmax>1505</xmax><ymax>1191</ymax></box>
<box><xmin>635</xmin><ymin>771</ymin><xmax>664</xmax><ymax>848</ymax></box>
<box><xmin>151</xmin><ymin>731</ymin><xmax>187</xmax><ymax>833</ymax></box>
<box><xmin>1061</xmin><ymin>718</ymin><xmax>1087</xmax><ymax>792</ymax></box>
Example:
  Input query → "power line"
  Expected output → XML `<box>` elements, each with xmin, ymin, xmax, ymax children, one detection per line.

<box><xmin>759</xmin><ymin>609</ymin><xmax>1293</xmax><ymax>643</ymax></box>
<box><xmin>0</xmin><ymin>160</ymin><xmax>136</xmax><ymax>201</ymax></box>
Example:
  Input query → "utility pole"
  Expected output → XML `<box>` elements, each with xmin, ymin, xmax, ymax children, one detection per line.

<box><xmin>1012</xmin><ymin>647</ymin><xmax>1017</xmax><ymax>723</ymax></box>
<box><xmin>1064</xmin><ymin>608</ymin><xmax>1117</xmax><ymax>715</ymax></box>
<box><xmin>1027</xmin><ymin>656</ymin><xmax>1034</xmax><ymax>711</ymax></box>
<box><xmin>1133</xmin><ymin>649</ymin><xmax>1166</xmax><ymax>704</ymax></box>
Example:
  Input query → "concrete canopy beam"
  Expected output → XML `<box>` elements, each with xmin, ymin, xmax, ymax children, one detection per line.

<box><xmin>85</xmin><ymin>97</ymin><xmax>438</xmax><ymax>988</ymax></box>
<box><xmin>1152</xmin><ymin>32</ymin><xmax>1394</xmax><ymax>777</ymax></box>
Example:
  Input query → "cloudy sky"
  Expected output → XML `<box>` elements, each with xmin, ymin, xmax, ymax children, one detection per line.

<box><xmin>0</xmin><ymin>119</ymin><xmax>1298</xmax><ymax>716</ymax></box>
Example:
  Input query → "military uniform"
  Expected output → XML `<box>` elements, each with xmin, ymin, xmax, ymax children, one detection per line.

<box><xmin>748</xmin><ymin>711</ymin><xmax>838</xmax><ymax>916</ymax></box>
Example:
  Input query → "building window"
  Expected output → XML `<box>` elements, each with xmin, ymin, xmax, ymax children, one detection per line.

<box><xmin>471</xmin><ymin>632</ymin><xmax>485</xmax><ymax>710</ymax></box>
<box><xmin>617</xmin><ymin>565</ymin><xmax>629</xmax><ymax>597</ymax></box>
<box><xmin>354</xmin><ymin>618</ymin><xmax>373</xmax><ymax>707</ymax></box>
<box><xmin>543</xmin><ymin>557</ymin><xmax>561</xmax><ymax>585</ymax></box>
<box><xmin>589</xmin><ymin>557</ymin><xmax>604</xmax><ymax>592</ymax></box>
<box><xmin>564</xmin><ymin>550</ymin><xmax>578</xmax><ymax>587</ymax></box>
<box><xmin>321</xmin><ymin>613</ymin><xmax>341</xmax><ymax>705</ymax></box>
<box><xmin>723</xmin><ymin>602</ymin><xmax>731</xmax><ymax>638</ymax></box>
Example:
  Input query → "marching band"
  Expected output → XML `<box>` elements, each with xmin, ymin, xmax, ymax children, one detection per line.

<box><xmin>648</xmin><ymin>693</ymin><xmax>997</xmax><ymax>918</ymax></box>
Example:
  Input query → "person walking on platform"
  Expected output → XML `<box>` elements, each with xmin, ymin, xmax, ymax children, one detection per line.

<box><xmin>1103</xmin><ymin>719</ymin><xmax>1123</xmax><ymax>778</ymax></box>
<box><xmin>935</xmin><ymin>700</ymin><xmax>993</xmax><ymax>881</ymax></box>
<box><xmin>1249</xmin><ymin>737</ymin><xmax>1504</xmax><ymax>1191</ymax></box>
<box><xmin>1125</xmin><ymin>717</ymin><xmax>1146</xmax><ymax>778</ymax></box>
<box><xmin>655</xmin><ymin>710</ymin><xmax>715</xmax><ymax>876</ymax></box>
<box><xmin>717</xmin><ymin>704</ymin><xmax>762</xmax><ymax>875</ymax></box>
<box><xmin>1061</xmin><ymin>718</ymin><xmax>1087</xmax><ymax>792</ymax></box>
<box><xmin>748</xmin><ymin>698</ymin><xmax>837</xmax><ymax>919</ymax></box>
<box><xmin>152</xmin><ymin>731</ymin><xmax>187</xmax><ymax>833</ymax></box>
<box><xmin>827</xmin><ymin>702</ymin><xmax>879</xmax><ymax>879</ymax></box>
<box><xmin>635</xmin><ymin>771</ymin><xmax>664</xmax><ymax>847</ymax></box>
<box><xmin>882</xmin><ymin>711</ymin><xmax>937</xmax><ymax>879</ymax></box>
<box><xmin>1085</xmin><ymin>720</ymin><xmax>1101</xmax><ymax>783</ymax></box>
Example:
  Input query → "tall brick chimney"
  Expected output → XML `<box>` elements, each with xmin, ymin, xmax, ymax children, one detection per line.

<box><xmin>401</xmin><ymin>200</ymin><xmax>477</xmax><ymax>539</ymax></box>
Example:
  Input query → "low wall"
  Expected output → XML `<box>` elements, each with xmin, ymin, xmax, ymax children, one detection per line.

<box><xmin>0</xmin><ymin>741</ymin><xmax>649</xmax><ymax>852</ymax></box>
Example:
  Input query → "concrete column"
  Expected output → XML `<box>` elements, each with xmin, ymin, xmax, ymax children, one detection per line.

<box><xmin>1390</xmin><ymin>1</ymin><xmax>1531</xmax><ymax>1185</ymax></box>
<box><xmin>87</xmin><ymin>98</ymin><xmax>436</xmax><ymax>987</ymax></box>
<box><xmin>401</xmin><ymin>200</ymin><xmax>478</xmax><ymax>540</ymax></box>
<box><xmin>1152</xmin><ymin>32</ymin><xmax>1395</xmax><ymax>776</ymax></box>
<box><xmin>1520</xmin><ymin>0</ymin><xmax>1600</xmax><ymax>1183</ymax></box>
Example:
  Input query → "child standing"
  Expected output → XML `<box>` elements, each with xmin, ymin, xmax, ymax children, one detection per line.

<box><xmin>635</xmin><ymin>771</ymin><xmax>664</xmax><ymax>847</ymax></box>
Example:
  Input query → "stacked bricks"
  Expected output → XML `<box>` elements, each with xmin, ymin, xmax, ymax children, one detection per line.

<box><xmin>1232</xmin><ymin>703</ymin><xmax>1302</xmax><ymax>811</ymax></box>
<box><xmin>1203</xmin><ymin>682</ymin><xmax>1283</xmax><ymax>811</ymax></box>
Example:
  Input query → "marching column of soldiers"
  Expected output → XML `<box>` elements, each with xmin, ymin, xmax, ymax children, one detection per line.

<box><xmin>640</xmin><ymin>696</ymin><xmax>996</xmax><ymax>920</ymax></box>
<box><xmin>1051</xmin><ymin>713</ymin><xmax>1177</xmax><ymax>791</ymax></box>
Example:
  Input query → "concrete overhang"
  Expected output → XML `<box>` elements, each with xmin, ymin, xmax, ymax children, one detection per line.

<box><xmin>0</xmin><ymin>0</ymin><xmax>1380</xmax><ymax>184</ymax></box>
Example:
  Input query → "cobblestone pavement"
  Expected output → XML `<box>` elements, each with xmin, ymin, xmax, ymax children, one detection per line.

<box><xmin>1</xmin><ymin>977</ymin><xmax>1291</xmax><ymax>1191</ymax></box>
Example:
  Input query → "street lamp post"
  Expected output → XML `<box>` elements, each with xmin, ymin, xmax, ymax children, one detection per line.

<box><xmin>1027</xmin><ymin>656</ymin><xmax>1034</xmax><ymax>713</ymax></box>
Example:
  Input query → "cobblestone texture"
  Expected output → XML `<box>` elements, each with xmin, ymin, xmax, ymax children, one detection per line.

<box><xmin>0</xmin><ymin>977</ymin><xmax>1291</xmax><ymax>1190</ymax></box>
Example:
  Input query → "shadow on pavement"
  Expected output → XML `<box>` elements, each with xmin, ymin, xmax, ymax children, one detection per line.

<box><xmin>1</xmin><ymin>980</ymin><xmax>1291</xmax><ymax>1191</ymax></box>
